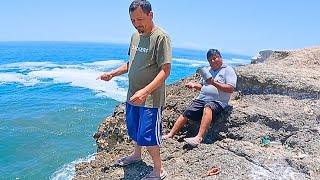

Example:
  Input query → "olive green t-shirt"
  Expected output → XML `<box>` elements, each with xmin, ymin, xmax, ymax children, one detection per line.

<box><xmin>127</xmin><ymin>27</ymin><xmax>172</xmax><ymax>108</ymax></box>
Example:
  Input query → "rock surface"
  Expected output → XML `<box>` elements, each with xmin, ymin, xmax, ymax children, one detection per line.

<box><xmin>251</xmin><ymin>49</ymin><xmax>274</xmax><ymax>64</ymax></box>
<box><xmin>75</xmin><ymin>47</ymin><xmax>320</xmax><ymax>180</ymax></box>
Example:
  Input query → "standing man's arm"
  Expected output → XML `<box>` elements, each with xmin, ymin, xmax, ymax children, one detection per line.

<box><xmin>129</xmin><ymin>63</ymin><xmax>171</xmax><ymax>104</ymax></box>
<box><xmin>96</xmin><ymin>62</ymin><xmax>129</xmax><ymax>81</ymax></box>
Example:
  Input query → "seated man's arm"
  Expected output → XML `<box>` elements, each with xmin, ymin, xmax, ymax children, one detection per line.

<box><xmin>193</xmin><ymin>83</ymin><xmax>203</xmax><ymax>91</ymax></box>
<box><xmin>185</xmin><ymin>82</ymin><xmax>202</xmax><ymax>91</ymax></box>
<box><xmin>206</xmin><ymin>79</ymin><xmax>234</xmax><ymax>93</ymax></box>
<box><xmin>206</xmin><ymin>67</ymin><xmax>237</xmax><ymax>93</ymax></box>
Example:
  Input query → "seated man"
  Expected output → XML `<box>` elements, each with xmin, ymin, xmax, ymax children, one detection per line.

<box><xmin>163</xmin><ymin>49</ymin><xmax>237</xmax><ymax>147</ymax></box>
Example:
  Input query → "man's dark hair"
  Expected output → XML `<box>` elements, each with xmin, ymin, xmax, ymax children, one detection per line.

<box><xmin>207</xmin><ymin>49</ymin><xmax>222</xmax><ymax>59</ymax></box>
<box><xmin>129</xmin><ymin>0</ymin><xmax>152</xmax><ymax>15</ymax></box>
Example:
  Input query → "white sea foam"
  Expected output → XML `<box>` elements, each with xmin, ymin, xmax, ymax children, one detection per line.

<box><xmin>172</xmin><ymin>58</ymin><xmax>208</xmax><ymax>68</ymax></box>
<box><xmin>172</xmin><ymin>57</ymin><xmax>249</xmax><ymax>67</ymax></box>
<box><xmin>0</xmin><ymin>60</ymin><xmax>125</xmax><ymax>71</ymax></box>
<box><xmin>1</xmin><ymin>62</ymin><xmax>58</xmax><ymax>68</ymax></box>
<box><xmin>50</xmin><ymin>153</ymin><xmax>96</xmax><ymax>180</ymax></box>
<box><xmin>83</xmin><ymin>60</ymin><xmax>124</xmax><ymax>67</ymax></box>
<box><xmin>173</xmin><ymin>58</ymin><xmax>207</xmax><ymax>65</ymax></box>
<box><xmin>174</xmin><ymin>63</ymin><xmax>205</xmax><ymax>68</ymax></box>
<box><xmin>228</xmin><ymin>58</ymin><xmax>250</xmax><ymax>64</ymax></box>
<box><xmin>82</xmin><ymin>60</ymin><xmax>125</xmax><ymax>71</ymax></box>
<box><xmin>29</xmin><ymin>68</ymin><xmax>126</xmax><ymax>101</ymax></box>
<box><xmin>0</xmin><ymin>60</ymin><xmax>128</xmax><ymax>101</ymax></box>
<box><xmin>0</xmin><ymin>62</ymin><xmax>60</xmax><ymax>71</ymax></box>
<box><xmin>0</xmin><ymin>72</ymin><xmax>40</xmax><ymax>86</ymax></box>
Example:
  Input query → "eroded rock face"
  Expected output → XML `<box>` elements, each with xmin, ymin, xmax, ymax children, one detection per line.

<box><xmin>237</xmin><ymin>47</ymin><xmax>320</xmax><ymax>98</ymax></box>
<box><xmin>75</xmin><ymin>47</ymin><xmax>320</xmax><ymax>180</ymax></box>
<box><xmin>251</xmin><ymin>49</ymin><xmax>273</xmax><ymax>64</ymax></box>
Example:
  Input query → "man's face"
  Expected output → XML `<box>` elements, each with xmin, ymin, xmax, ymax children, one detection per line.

<box><xmin>130</xmin><ymin>6</ymin><xmax>153</xmax><ymax>34</ymax></box>
<box><xmin>208</xmin><ymin>55</ymin><xmax>222</xmax><ymax>70</ymax></box>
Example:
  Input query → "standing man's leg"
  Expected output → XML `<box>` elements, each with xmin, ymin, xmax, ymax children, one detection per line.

<box><xmin>127</xmin><ymin>103</ymin><xmax>143</xmax><ymax>161</ymax></box>
<box><xmin>145</xmin><ymin>145</ymin><xmax>164</xmax><ymax>177</ymax></box>
<box><xmin>139</xmin><ymin>107</ymin><xmax>166</xmax><ymax>178</ymax></box>
<box><xmin>121</xmin><ymin>144</ymin><xmax>142</xmax><ymax>163</ymax></box>
<box><xmin>116</xmin><ymin>103</ymin><xmax>143</xmax><ymax>165</ymax></box>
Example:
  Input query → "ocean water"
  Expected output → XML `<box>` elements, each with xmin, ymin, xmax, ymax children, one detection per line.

<box><xmin>0</xmin><ymin>42</ymin><xmax>251</xmax><ymax>179</ymax></box>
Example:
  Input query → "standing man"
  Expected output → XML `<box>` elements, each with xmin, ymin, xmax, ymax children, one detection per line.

<box><xmin>163</xmin><ymin>49</ymin><xmax>237</xmax><ymax>147</ymax></box>
<box><xmin>97</xmin><ymin>0</ymin><xmax>171</xmax><ymax>179</ymax></box>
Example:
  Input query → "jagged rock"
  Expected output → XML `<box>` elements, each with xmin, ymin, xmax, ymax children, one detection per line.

<box><xmin>251</xmin><ymin>49</ymin><xmax>274</xmax><ymax>64</ymax></box>
<box><xmin>75</xmin><ymin>46</ymin><xmax>320</xmax><ymax>180</ymax></box>
<box><xmin>237</xmin><ymin>47</ymin><xmax>320</xmax><ymax>98</ymax></box>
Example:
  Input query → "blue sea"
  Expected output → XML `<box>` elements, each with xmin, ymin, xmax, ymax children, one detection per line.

<box><xmin>0</xmin><ymin>42</ymin><xmax>251</xmax><ymax>179</ymax></box>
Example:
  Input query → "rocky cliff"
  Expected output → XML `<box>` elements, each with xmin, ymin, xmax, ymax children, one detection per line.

<box><xmin>75</xmin><ymin>47</ymin><xmax>320</xmax><ymax>180</ymax></box>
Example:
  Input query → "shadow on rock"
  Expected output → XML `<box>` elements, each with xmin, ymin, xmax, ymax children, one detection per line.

<box><xmin>102</xmin><ymin>161</ymin><xmax>153</xmax><ymax>180</ymax></box>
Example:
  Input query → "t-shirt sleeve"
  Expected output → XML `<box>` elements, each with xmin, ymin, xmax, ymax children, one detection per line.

<box><xmin>225</xmin><ymin>67</ymin><xmax>237</xmax><ymax>88</ymax></box>
<box><xmin>156</xmin><ymin>35</ymin><xmax>172</xmax><ymax>67</ymax></box>
<box><xmin>128</xmin><ymin>35</ymin><xmax>133</xmax><ymax>56</ymax></box>
<box><xmin>199</xmin><ymin>78</ymin><xmax>205</xmax><ymax>85</ymax></box>
<box><xmin>128</xmin><ymin>46</ymin><xmax>131</xmax><ymax>56</ymax></box>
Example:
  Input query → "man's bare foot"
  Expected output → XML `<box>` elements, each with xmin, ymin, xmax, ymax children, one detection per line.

<box><xmin>184</xmin><ymin>136</ymin><xmax>202</xmax><ymax>147</ymax></box>
<box><xmin>162</xmin><ymin>134</ymin><xmax>173</xmax><ymax>140</ymax></box>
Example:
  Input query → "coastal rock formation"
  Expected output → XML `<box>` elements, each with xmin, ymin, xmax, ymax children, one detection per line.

<box><xmin>75</xmin><ymin>47</ymin><xmax>320</xmax><ymax>180</ymax></box>
<box><xmin>251</xmin><ymin>49</ymin><xmax>273</xmax><ymax>64</ymax></box>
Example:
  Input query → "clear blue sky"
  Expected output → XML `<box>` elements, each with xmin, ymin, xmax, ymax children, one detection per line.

<box><xmin>1</xmin><ymin>0</ymin><xmax>319</xmax><ymax>55</ymax></box>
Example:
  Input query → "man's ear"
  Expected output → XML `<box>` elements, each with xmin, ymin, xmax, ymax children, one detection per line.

<box><xmin>149</xmin><ymin>11</ymin><xmax>154</xmax><ymax>19</ymax></box>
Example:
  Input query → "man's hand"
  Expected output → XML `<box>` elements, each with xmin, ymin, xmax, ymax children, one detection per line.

<box><xmin>197</xmin><ymin>67</ymin><xmax>212</xmax><ymax>80</ymax></box>
<box><xmin>205</xmin><ymin>77</ymin><xmax>214</xmax><ymax>84</ymax></box>
<box><xmin>96</xmin><ymin>72</ymin><xmax>113</xmax><ymax>81</ymax></box>
<box><xmin>185</xmin><ymin>82</ymin><xmax>195</xmax><ymax>89</ymax></box>
<box><xmin>129</xmin><ymin>88</ymin><xmax>150</xmax><ymax>105</ymax></box>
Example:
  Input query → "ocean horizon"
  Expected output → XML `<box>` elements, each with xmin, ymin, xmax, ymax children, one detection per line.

<box><xmin>0</xmin><ymin>41</ymin><xmax>251</xmax><ymax>179</ymax></box>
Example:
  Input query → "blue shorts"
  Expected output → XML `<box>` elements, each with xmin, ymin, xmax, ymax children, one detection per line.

<box><xmin>126</xmin><ymin>102</ymin><xmax>163</xmax><ymax>146</ymax></box>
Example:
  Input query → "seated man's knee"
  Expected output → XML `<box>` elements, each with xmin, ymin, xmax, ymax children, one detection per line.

<box><xmin>203</xmin><ymin>107</ymin><xmax>213</xmax><ymax>115</ymax></box>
